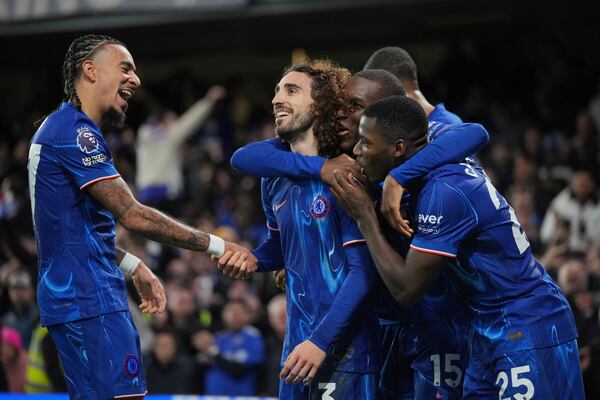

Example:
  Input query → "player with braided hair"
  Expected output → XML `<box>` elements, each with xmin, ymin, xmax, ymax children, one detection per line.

<box><xmin>27</xmin><ymin>34</ymin><xmax>256</xmax><ymax>399</ymax></box>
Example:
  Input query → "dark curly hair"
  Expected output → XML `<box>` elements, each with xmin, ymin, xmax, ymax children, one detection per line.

<box><xmin>283</xmin><ymin>60</ymin><xmax>351</xmax><ymax>158</ymax></box>
<box><xmin>62</xmin><ymin>34</ymin><xmax>125</xmax><ymax>109</ymax></box>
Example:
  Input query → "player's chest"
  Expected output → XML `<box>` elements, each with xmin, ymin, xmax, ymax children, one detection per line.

<box><xmin>269</xmin><ymin>181</ymin><xmax>335</xmax><ymax>230</ymax></box>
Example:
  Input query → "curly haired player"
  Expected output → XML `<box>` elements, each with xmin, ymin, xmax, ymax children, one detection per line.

<box><xmin>219</xmin><ymin>59</ymin><xmax>380</xmax><ymax>399</ymax></box>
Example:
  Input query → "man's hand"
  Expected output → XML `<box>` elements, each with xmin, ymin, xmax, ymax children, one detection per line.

<box><xmin>132</xmin><ymin>261</ymin><xmax>166</xmax><ymax>314</ymax></box>
<box><xmin>329</xmin><ymin>170</ymin><xmax>375</xmax><ymax>222</ymax></box>
<box><xmin>273</xmin><ymin>269</ymin><xmax>286</xmax><ymax>291</ymax></box>
<box><xmin>279</xmin><ymin>339</ymin><xmax>326</xmax><ymax>385</ymax></box>
<box><xmin>216</xmin><ymin>242</ymin><xmax>258</xmax><ymax>279</ymax></box>
<box><xmin>320</xmin><ymin>154</ymin><xmax>367</xmax><ymax>187</ymax></box>
<box><xmin>381</xmin><ymin>175</ymin><xmax>413</xmax><ymax>238</ymax></box>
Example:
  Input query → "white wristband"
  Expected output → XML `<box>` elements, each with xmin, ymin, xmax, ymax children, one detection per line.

<box><xmin>206</xmin><ymin>234</ymin><xmax>225</xmax><ymax>257</ymax></box>
<box><xmin>119</xmin><ymin>252</ymin><xmax>141</xmax><ymax>277</ymax></box>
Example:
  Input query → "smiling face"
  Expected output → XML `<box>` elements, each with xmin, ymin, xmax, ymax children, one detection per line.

<box><xmin>354</xmin><ymin>115</ymin><xmax>403</xmax><ymax>183</ymax></box>
<box><xmin>338</xmin><ymin>76</ymin><xmax>387</xmax><ymax>154</ymax></box>
<box><xmin>83</xmin><ymin>44</ymin><xmax>140</xmax><ymax>130</ymax></box>
<box><xmin>272</xmin><ymin>71</ymin><xmax>315</xmax><ymax>143</ymax></box>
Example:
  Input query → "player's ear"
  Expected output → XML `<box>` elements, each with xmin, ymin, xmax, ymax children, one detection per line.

<box><xmin>394</xmin><ymin>139</ymin><xmax>406</xmax><ymax>158</ymax></box>
<box><xmin>81</xmin><ymin>60</ymin><xmax>97</xmax><ymax>83</ymax></box>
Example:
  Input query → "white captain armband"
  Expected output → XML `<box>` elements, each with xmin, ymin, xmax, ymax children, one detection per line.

<box><xmin>206</xmin><ymin>234</ymin><xmax>225</xmax><ymax>257</ymax></box>
<box><xmin>119</xmin><ymin>252</ymin><xmax>141</xmax><ymax>277</ymax></box>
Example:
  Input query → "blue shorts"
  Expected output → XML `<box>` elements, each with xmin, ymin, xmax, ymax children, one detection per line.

<box><xmin>463</xmin><ymin>339</ymin><xmax>584</xmax><ymax>399</ymax></box>
<box><xmin>378</xmin><ymin>319</ymin><xmax>467</xmax><ymax>400</ymax></box>
<box><xmin>279</xmin><ymin>370</ymin><xmax>377</xmax><ymax>400</ymax></box>
<box><xmin>48</xmin><ymin>311</ymin><xmax>147</xmax><ymax>400</ymax></box>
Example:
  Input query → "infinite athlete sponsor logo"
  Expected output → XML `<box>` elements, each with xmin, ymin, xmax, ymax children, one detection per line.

<box><xmin>418</xmin><ymin>213</ymin><xmax>443</xmax><ymax>234</ymax></box>
<box><xmin>76</xmin><ymin>126</ymin><xmax>99</xmax><ymax>154</ymax></box>
<box><xmin>123</xmin><ymin>354</ymin><xmax>140</xmax><ymax>377</ymax></box>
<box><xmin>310</xmin><ymin>195</ymin><xmax>329</xmax><ymax>218</ymax></box>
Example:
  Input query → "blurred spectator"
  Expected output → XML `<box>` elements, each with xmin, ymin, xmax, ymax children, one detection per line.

<box><xmin>261</xmin><ymin>294</ymin><xmax>286</xmax><ymax>396</ymax></box>
<box><xmin>143</xmin><ymin>327</ymin><xmax>196</xmax><ymax>394</ymax></box>
<box><xmin>557</xmin><ymin>258</ymin><xmax>600</xmax><ymax>397</ymax></box>
<box><xmin>2</xmin><ymin>269</ymin><xmax>37</xmax><ymax>348</ymax></box>
<box><xmin>203</xmin><ymin>300</ymin><xmax>265</xmax><ymax>396</ymax></box>
<box><xmin>24</xmin><ymin>323</ymin><xmax>66</xmax><ymax>393</ymax></box>
<box><xmin>135</xmin><ymin>86</ymin><xmax>226</xmax><ymax>215</ymax></box>
<box><xmin>540</xmin><ymin>170</ymin><xmax>600</xmax><ymax>251</ymax></box>
<box><xmin>0</xmin><ymin>327</ymin><xmax>27</xmax><ymax>392</ymax></box>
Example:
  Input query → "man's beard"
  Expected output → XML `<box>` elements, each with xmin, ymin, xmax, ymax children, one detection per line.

<box><xmin>100</xmin><ymin>106</ymin><xmax>126</xmax><ymax>132</ymax></box>
<box><xmin>275</xmin><ymin>110</ymin><xmax>315</xmax><ymax>145</ymax></box>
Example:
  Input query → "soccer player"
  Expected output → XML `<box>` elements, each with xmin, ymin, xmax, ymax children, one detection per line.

<box><xmin>231</xmin><ymin>69</ymin><xmax>487</xmax><ymax>399</ymax></box>
<box><xmin>27</xmin><ymin>34</ymin><xmax>255</xmax><ymax>399</ymax></box>
<box><xmin>220</xmin><ymin>60</ymin><xmax>381</xmax><ymax>399</ymax></box>
<box><xmin>364</xmin><ymin>46</ymin><xmax>464</xmax><ymax>237</ymax></box>
<box><xmin>331</xmin><ymin>95</ymin><xmax>584</xmax><ymax>399</ymax></box>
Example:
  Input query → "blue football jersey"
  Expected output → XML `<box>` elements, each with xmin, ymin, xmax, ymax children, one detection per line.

<box><xmin>410</xmin><ymin>161</ymin><xmax>577</xmax><ymax>361</ymax></box>
<box><xmin>28</xmin><ymin>102</ymin><xmax>128</xmax><ymax>326</ymax></box>
<box><xmin>429</xmin><ymin>103</ymin><xmax>462</xmax><ymax>125</ymax></box>
<box><xmin>261</xmin><ymin>177</ymin><xmax>380</xmax><ymax>374</ymax></box>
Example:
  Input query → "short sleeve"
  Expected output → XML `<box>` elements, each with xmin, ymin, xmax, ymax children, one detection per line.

<box><xmin>333</xmin><ymin>195</ymin><xmax>366</xmax><ymax>247</ymax></box>
<box><xmin>410</xmin><ymin>179</ymin><xmax>478</xmax><ymax>257</ymax></box>
<box><xmin>54</xmin><ymin>122</ymin><xmax>120</xmax><ymax>189</ymax></box>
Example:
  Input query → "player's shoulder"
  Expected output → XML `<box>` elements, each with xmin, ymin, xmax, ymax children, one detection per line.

<box><xmin>36</xmin><ymin>103</ymin><xmax>100</xmax><ymax>144</ymax></box>
<box><xmin>420</xmin><ymin>163</ymin><xmax>483</xmax><ymax>203</ymax></box>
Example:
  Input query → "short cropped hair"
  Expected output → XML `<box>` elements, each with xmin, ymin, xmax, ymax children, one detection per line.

<box><xmin>363</xmin><ymin>47</ymin><xmax>418</xmax><ymax>82</ymax></box>
<box><xmin>363</xmin><ymin>95</ymin><xmax>427</xmax><ymax>145</ymax></box>
<box><xmin>353</xmin><ymin>69</ymin><xmax>405</xmax><ymax>97</ymax></box>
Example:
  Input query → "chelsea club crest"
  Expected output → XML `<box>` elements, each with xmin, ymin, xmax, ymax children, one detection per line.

<box><xmin>310</xmin><ymin>195</ymin><xmax>329</xmax><ymax>218</ymax></box>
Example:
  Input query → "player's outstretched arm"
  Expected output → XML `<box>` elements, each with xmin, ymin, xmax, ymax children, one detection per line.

<box><xmin>87</xmin><ymin>177</ymin><xmax>256</xmax><ymax>269</ymax></box>
<box><xmin>331</xmin><ymin>171</ymin><xmax>445</xmax><ymax>305</ymax></box>
<box><xmin>231</xmin><ymin>138</ymin><xmax>325</xmax><ymax>179</ymax></box>
<box><xmin>381</xmin><ymin>123</ymin><xmax>488</xmax><ymax>236</ymax></box>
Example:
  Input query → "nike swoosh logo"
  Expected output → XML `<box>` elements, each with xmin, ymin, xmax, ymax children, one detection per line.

<box><xmin>274</xmin><ymin>200</ymin><xmax>288</xmax><ymax>212</ymax></box>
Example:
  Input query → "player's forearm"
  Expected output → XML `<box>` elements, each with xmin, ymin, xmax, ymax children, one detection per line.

<box><xmin>310</xmin><ymin>244</ymin><xmax>377</xmax><ymax>351</ymax></box>
<box><xmin>389</xmin><ymin>123</ymin><xmax>489</xmax><ymax>186</ymax></box>
<box><xmin>356</xmin><ymin>215</ymin><xmax>419</xmax><ymax>305</ymax></box>
<box><xmin>231</xmin><ymin>138</ymin><xmax>324</xmax><ymax>179</ymax></box>
<box><xmin>120</xmin><ymin>203</ymin><xmax>210</xmax><ymax>252</ymax></box>
<box><xmin>252</xmin><ymin>233</ymin><xmax>285</xmax><ymax>272</ymax></box>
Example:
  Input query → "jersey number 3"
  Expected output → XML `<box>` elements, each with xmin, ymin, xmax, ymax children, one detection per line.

<box><xmin>318</xmin><ymin>382</ymin><xmax>336</xmax><ymax>400</ymax></box>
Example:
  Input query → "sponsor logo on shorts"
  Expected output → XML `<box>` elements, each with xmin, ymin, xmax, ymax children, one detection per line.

<box><xmin>76</xmin><ymin>126</ymin><xmax>99</xmax><ymax>154</ymax></box>
<box><xmin>123</xmin><ymin>354</ymin><xmax>140</xmax><ymax>377</ymax></box>
<box><xmin>310</xmin><ymin>195</ymin><xmax>329</xmax><ymax>219</ymax></box>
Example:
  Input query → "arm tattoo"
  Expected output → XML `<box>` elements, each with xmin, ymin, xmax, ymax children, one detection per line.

<box><xmin>87</xmin><ymin>177</ymin><xmax>210</xmax><ymax>252</ymax></box>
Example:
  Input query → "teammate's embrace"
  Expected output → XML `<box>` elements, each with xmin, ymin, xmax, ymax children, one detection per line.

<box><xmin>27</xmin><ymin>34</ymin><xmax>254</xmax><ymax>399</ymax></box>
<box><xmin>332</xmin><ymin>95</ymin><xmax>585</xmax><ymax>399</ymax></box>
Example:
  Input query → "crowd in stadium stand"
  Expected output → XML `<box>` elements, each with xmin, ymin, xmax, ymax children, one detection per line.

<box><xmin>1</xmin><ymin>38</ymin><xmax>600</xmax><ymax>397</ymax></box>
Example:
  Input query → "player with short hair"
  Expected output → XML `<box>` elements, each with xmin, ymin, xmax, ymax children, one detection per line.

<box><xmin>331</xmin><ymin>95</ymin><xmax>584</xmax><ymax>399</ymax></box>
<box><xmin>221</xmin><ymin>60</ymin><xmax>382</xmax><ymax>399</ymax></box>
<box><xmin>27</xmin><ymin>34</ymin><xmax>255</xmax><ymax>400</ymax></box>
